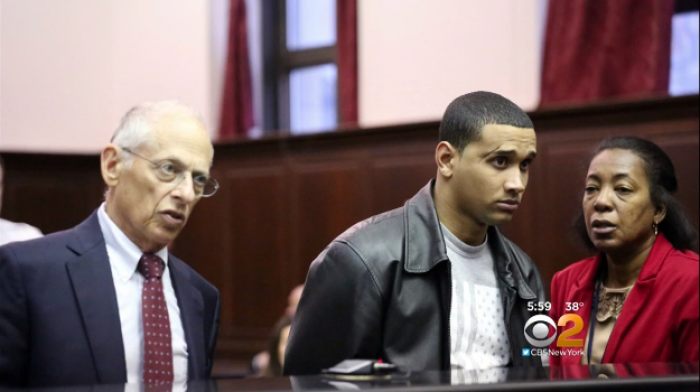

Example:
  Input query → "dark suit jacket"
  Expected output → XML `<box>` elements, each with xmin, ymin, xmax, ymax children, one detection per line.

<box><xmin>0</xmin><ymin>211</ymin><xmax>221</xmax><ymax>387</ymax></box>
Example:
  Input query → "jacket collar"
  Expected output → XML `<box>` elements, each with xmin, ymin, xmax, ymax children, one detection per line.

<box><xmin>487</xmin><ymin>224</ymin><xmax>537</xmax><ymax>300</ymax></box>
<box><xmin>402</xmin><ymin>180</ymin><xmax>535</xmax><ymax>298</ymax></box>
<box><xmin>65</xmin><ymin>211</ymin><xmax>128</xmax><ymax>384</ymax></box>
<box><xmin>66</xmin><ymin>210</ymin><xmax>107</xmax><ymax>256</ymax></box>
<box><xmin>637</xmin><ymin>233</ymin><xmax>674</xmax><ymax>281</ymax></box>
<box><xmin>168</xmin><ymin>255</ymin><xmax>206</xmax><ymax>379</ymax></box>
<box><xmin>572</xmin><ymin>233</ymin><xmax>674</xmax><ymax>290</ymax></box>
<box><xmin>600</xmin><ymin>234</ymin><xmax>672</xmax><ymax>362</ymax></box>
<box><xmin>403</xmin><ymin>180</ymin><xmax>449</xmax><ymax>273</ymax></box>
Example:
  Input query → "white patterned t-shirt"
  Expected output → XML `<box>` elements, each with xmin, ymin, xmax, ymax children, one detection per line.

<box><xmin>442</xmin><ymin>224</ymin><xmax>511</xmax><ymax>370</ymax></box>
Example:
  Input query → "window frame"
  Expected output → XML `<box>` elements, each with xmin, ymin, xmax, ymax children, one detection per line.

<box><xmin>675</xmin><ymin>0</ymin><xmax>700</xmax><ymax>14</ymax></box>
<box><xmin>262</xmin><ymin>0</ymin><xmax>338</xmax><ymax>134</ymax></box>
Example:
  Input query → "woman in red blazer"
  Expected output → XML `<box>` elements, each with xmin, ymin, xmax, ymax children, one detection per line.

<box><xmin>549</xmin><ymin>137</ymin><xmax>698</xmax><ymax>366</ymax></box>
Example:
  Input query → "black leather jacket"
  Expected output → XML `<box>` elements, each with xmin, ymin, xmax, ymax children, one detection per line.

<box><xmin>284</xmin><ymin>181</ymin><xmax>546</xmax><ymax>375</ymax></box>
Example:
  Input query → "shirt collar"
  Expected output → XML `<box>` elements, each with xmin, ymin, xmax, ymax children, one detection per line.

<box><xmin>97</xmin><ymin>202</ymin><xmax>169</xmax><ymax>283</ymax></box>
<box><xmin>440</xmin><ymin>222</ymin><xmax>489</xmax><ymax>258</ymax></box>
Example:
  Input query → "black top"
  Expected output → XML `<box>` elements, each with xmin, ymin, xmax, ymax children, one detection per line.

<box><xmin>1</xmin><ymin>363</ymin><xmax>697</xmax><ymax>392</ymax></box>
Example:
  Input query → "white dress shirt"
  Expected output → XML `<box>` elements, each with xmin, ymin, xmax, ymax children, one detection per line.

<box><xmin>0</xmin><ymin>218</ymin><xmax>43</xmax><ymax>246</ymax></box>
<box><xmin>97</xmin><ymin>203</ymin><xmax>188</xmax><ymax>385</ymax></box>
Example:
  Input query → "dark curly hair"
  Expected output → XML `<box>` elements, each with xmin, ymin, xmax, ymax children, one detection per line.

<box><xmin>574</xmin><ymin>136</ymin><xmax>698</xmax><ymax>251</ymax></box>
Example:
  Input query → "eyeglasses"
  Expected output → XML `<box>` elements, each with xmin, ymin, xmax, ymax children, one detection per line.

<box><xmin>121</xmin><ymin>147</ymin><xmax>219</xmax><ymax>197</ymax></box>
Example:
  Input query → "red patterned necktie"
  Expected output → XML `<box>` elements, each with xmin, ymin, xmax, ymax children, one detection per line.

<box><xmin>138</xmin><ymin>254</ymin><xmax>174</xmax><ymax>386</ymax></box>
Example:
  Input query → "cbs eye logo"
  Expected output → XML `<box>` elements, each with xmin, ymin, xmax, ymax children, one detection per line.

<box><xmin>524</xmin><ymin>314</ymin><xmax>584</xmax><ymax>348</ymax></box>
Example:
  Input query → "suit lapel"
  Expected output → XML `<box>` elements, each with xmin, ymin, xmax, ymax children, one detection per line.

<box><xmin>168</xmin><ymin>256</ymin><xmax>205</xmax><ymax>380</ymax></box>
<box><xmin>602</xmin><ymin>278</ymin><xmax>655</xmax><ymax>363</ymax></box>
<box><xmin>65</xmin><ymin>212</ymin><xmax>127</xmax><ymax>384</ymax></box>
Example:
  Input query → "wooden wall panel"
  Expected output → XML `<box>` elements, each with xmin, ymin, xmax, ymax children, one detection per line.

<box><xmin>225</xmin><ymin>168</ymin><xmax>289</xmax><ymax>333</ymax></box>
<box><xmin>645</xmin><ymin>129</ymin><xmax>699</xmax><ymax>229</ymax></box>
<box><xmin>369</xmin><ymin>156</ymin><xmax>436</xmax><ymax>214</ymax></box>
<box><xmin>197</xmin><ymin>167</ymin><xmax>293</xmax><ymax>357</ymax></box>
<box><xmin>530</xmin><ymin>136</ymin><xmax>603</xmax><ymax>289</ymax></box>
<box><xmin>171</xmin><ymin>174</ymin><xmax>232</xmax><ymax>332</ymax></box>
<box><xmin>292</xmin><ymin>163</ymin><xmax>368</xmax><ymax>282</ymax></box>
<box><xmin>2</xmin><ymin>95</ymin><xmax>697</xmax><ymax>364</ymax></box>
<box><xmin>6</xmin><ymin>178</ymin><xmax>103</xmax><ymax>234</ymax></box>
<box><xmin>0</xmin><ymin>154</ymin><xmax>103</xmax><ymax>234</ymax></box>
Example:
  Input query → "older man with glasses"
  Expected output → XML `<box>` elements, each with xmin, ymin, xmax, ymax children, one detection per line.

<box><xmin>0</xmin><ymin>101</ymin><xmax>221</xmax><ymax>388</ymax></box>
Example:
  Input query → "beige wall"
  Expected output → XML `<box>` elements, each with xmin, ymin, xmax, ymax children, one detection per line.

<box><xmin>0</xmin><ymin>0</ymin><xmax>213</xmax><ymax>153</ymax></box>
<box><xmin>358</xmin><ymin>0</ymin><xmax>546</xmax><ymax>127</ymax></box>
<box><xmin>0</xmin><ymin>0</ymin><xmax>546</xmax><ymax>152</ymax></box>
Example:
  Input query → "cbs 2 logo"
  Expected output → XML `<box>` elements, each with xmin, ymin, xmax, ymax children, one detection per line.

<box><xmin>524</xmin><ymin>314</ymin><xmax>584</xmax><ymax>348</ymax></box>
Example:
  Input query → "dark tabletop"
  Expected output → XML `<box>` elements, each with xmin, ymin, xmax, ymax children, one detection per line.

<box><xmin>4</xmin><ymin>363</ymin><xmax>698</xmax><ymax>392</ymax></box>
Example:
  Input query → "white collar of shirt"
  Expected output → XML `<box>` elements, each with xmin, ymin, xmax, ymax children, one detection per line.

<box><xmin>97</xmin><ymin>203</ymin><xmax>169</xmax><ymax>283</ymax></box>
<box><xmin>440</xmin><ymin>223</ymin><xmax>489</xmax><ymax>259</ymax></box>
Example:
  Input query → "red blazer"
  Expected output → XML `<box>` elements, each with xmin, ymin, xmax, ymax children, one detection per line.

<box><xmin>549</xmin><ymin>234</ymin><xmax>699</xmax><ymax>366</ymax></box>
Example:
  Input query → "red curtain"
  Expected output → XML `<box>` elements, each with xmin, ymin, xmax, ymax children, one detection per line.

<box><xmin>337</xmin><ymin>0</ymin><xmax>358</xmax><ymax>127</ymax></box>
<box><xmin>540</xmin><ymin>0</ymin><xmax>674</xmax><ymax>107</ymax></box>
<box><xmin>219</xmin><ymin>0</ymin><xmax>254</xmax><ymax>139</ymax></box>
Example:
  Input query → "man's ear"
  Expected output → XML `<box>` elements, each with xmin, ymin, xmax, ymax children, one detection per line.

<box><xmin>101</xmin><ymin>144</ymin><xmax>122</xmax><ymax>188</ymax></box>
<box><xmin>435</xmin><ymin>141</ymin><xmax>457</xmax><ymax>179</ymax></box>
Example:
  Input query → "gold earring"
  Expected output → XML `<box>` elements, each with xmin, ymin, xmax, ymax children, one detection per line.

<box><xmin>652</xmin><ymin>223</ymin><xmax>658</xmax><ymax>236</ymax></box>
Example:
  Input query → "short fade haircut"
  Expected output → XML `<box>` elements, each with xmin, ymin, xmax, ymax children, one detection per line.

<box><xmin>438</xmin><ymin>91</ymin><xmax>534</xmax><ymax>153</ymax></box>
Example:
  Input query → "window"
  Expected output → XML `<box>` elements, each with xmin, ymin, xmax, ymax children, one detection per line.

<box><xmin>263</xmin><ymin>0</ymin><xmax>338</xmax><ymax>135</ymax></box>
<box><xmin>670</xmin><ymin>1</ymin><xmax>699</xmax><ymax>96</ymax></box>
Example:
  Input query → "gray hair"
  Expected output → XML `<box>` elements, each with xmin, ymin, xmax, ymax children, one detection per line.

<box><xmin>111</xmin><ymin>100</ymin><xmax>208</xmax><ymax>167</ymax></box>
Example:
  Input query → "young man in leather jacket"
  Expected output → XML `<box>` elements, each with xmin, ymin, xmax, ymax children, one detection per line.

<box><xmin>284</xmin><ymin>91</ymin><xmax>546</xmax><ymax>375</ymax></box>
